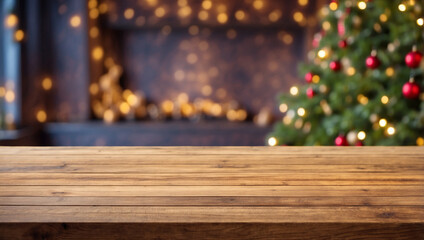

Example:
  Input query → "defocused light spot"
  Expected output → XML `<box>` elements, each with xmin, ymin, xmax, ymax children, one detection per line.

<box><xmin>217</xmin><ymin>13</ymin><xmax>228</xmax><ymax>24</ymax></box>
<box><xmin>379</xmin><ymin>118</ymin><xmax>387</xmax><ymax>127</ymax></box>
<box><xmin>358</xmin><ymin>1</ymin><xmax>367</xmax><ymax>10</ymax></box>
<box><xmin>119</xmin><ymin>102</ymin><xmax>131</xmax><ymax>115</ymax></box>
<box><xmin>92</xmin><ymin>46</ymin><xmax>104</xmax><ymax>61</ymax></box>
<box><xmin>293</xmin><ymin>11</ymin><xmax>304</xmax><ymax>23</ymax></box>
<box><xmin>385</xmin><ymin>67</ymin><xmax>394</xmax><ymax>77</ymax></box>
<box><xmin>235</xmin><ymin>10</ymin><xmax>246</xmax><ymax>21</ymax></box>
<box><xmin>279</xmin><ymin>103</ymin><xmax>288</xmax><ymax>113</ymax></box>
<box><xmin>386</xmin><ymin>126</ymin><xmax>396</xmax><ymax>135</ymax></box>
<box><xmin>381</xmin><ymin>95</ymin><xmax>389</xmax><ymax>104</ymax></box>
<box><xmin>124</xmin><ymin>8</ymin><xmax>135</xmax><ymax>19</ymax></box>
<box><xmin>36</xmin><ymin>110</ymin><xmax>47</xmax><ymax>123</ymax></box>
<box><xmin>202</xmin><ymin>85</ymin><xmax>212</xmax><ymax>96</ymax></box>
<box><xmin>70</xmin><ymin>15</ymin><xmax>81</xmax><ymax>27</ymax></box>
<box><xmin>42</xmin><ymin>77</ymin><xmax>53</xmax><ymax>90</ymax></box>
<box><xmin>297</xmin><ymin>107</ymin><xmax>306</xmax><ymax>117</ymax></box>
<box><xmin>5</xmin><ymin>14</ymin><xmax>18</xmax><ymax>28</ymax></box>
<box><xmin>186</xmin><ymin>53</ymin><xmax>198</xmax><ymax>64</ymax></box>
<box><xmin>317</xmin><ymin>49</ymin><xmax>327</xmax><ymax>59</ymax></box>
<box><xmin>268</xmin><ymin>137</ymin><xmax>277</xmax><ymax>146</ymax></box>
<box><xmin>198</xmin><ymin>10</ymin><xmax>209</xmax><ymax>20</ymax></box>
<box><xmin>178</xmin><ymin>6</ymin><xmax>192</xmax><ymax>18</ymax></box>
<box><xmin>90</xmin><ymin>27</ymin><xmax>99</xmax><ymax>38</ymax></box>
<box><xmin>357</xmin><ymin>131</ymin><xmax>366</xmax><ymax>140</ymax></box>
<box><xmin>202</xmin><ymin>0</ymin><xmax>212</xmax><ymax>10</ymax></box>
<box><xmin>14</xmin><ymin>30</ymin><xmax>24</xmax><ymax>41</ymax></box>
<box><xmin>5</xmin><ymin>90</ymin><xmax>15</xmax><ymax>102</ymax></box>
<box><xmin>290</xmin><ymin>86</ymin><xmax>299</xmax><ymax>96</ymax></box>
<box><xmin>298</xmin><ymin>0</ymin><xmax>308</xmax><ymax>6</ymax></box>
<box><xmin>329</xmin><ymin>1</ymin><xmax>338</xmax><ymax>11</ymax></box>
<box><xmin>155</xmin><ymin>7</ymin><xmax>166</xmax><ymax>17</ymax></box>
<box><xmin>89</xmin><ymin>8</ymin><xmax>99</xmax><ymax>19</ymax></box>
<box><xmin>253</xmin><ymin>0</ymin><xmax>264</xmax><ymax>10</ymax></box>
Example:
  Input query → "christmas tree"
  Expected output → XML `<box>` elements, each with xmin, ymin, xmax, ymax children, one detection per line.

<box><xmin>269</xmin><ymin>0</ymin><xmax>424</xmax><ymax>146</ymax></box>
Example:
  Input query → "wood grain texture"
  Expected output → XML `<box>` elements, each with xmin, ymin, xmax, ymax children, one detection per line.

<box><xmin>1</xmin><ymin>223</ymin><xmax>423</xmax><ymax>240</ymax></box>
<box><xmin>0</xmin><ymin>147</ymin><xmax>423</xmax><ymax>239</ymax></box>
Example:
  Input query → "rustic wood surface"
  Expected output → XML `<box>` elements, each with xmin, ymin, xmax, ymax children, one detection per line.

<box><xmin>0</xmin><ymin>146</ymin><xmax>423</xmax><ymax>239</ymax></box>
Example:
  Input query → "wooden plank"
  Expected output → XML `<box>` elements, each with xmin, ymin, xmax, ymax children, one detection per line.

<box><xmin>0</xmin><ymin>146</ymin><xmax>423</xmax><ymax>155</ymax></box>
<box><xmin>0</xmin><ymin>146</ymin><xmax>422</xmax><ymax>226</ymax></box>
<box><xmin>1</xmin><ymin>155</ymin><xmax>423</xmax><ymax>165</ymax></box>
<box><xmin>2</xmin><ymin>164</ymin><xmax>424</xmax><ymax>173</ymax></box>
<box><xmin>1</xmin><ymin>223</ymin><xmax>423</xmax><ymax>240</ymax></box>
<box><xmin>0</xmin><ymin>173</ymin><xmax>422</xmax><ymax>186</ymax></box>
<box><xmin>1</xmin><ymin>196</ymin><xmax>423</xmax><ymax>206</ymax></box>
<box><xmin>0</xmin><ymin>186</ymin><xmax>423</xmax><ymax>197</ymax></box>
<box><xmin>0</xmin><ymin>206</ymin><xmax>423</xmax><ymax>223</ymax></box>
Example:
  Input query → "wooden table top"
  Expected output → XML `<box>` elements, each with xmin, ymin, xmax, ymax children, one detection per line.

<box><xmin>0</xmin><ymin>146</ymin><xmax>423</xmax><ymax>223</ymax></box>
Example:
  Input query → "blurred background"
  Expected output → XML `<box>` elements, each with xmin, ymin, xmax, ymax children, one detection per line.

<box><xmin>0</xmin><ymin>0</ymin><xmax>325</xmax><ymax>146</ymax></box>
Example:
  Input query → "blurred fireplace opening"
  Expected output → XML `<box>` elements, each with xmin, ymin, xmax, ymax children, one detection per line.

<box><xmin>3</xmin><ymin>0</ymin><xmax>322</xmax><ymax>146</ymax></box>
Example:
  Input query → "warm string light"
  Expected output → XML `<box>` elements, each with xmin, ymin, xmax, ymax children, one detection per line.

<box><xmin>357</xmin><ymin>1</ymin><xmax>367</xmax><ymax>10</ymax></box>
<box><xmin>42</xmin><ymin>77</ymin><xmax>53</xmax><ymax>90</ymax></box>
<box><xmin>357</xmin><ymin>94</ymin><xmax>368</xmax><ymax>105</ymax></box>
<box><xmin>298</xmin><ymin>0</ymin><xmax>308</xmax><ymax>6</ymax></box>
<box><xmin>381</xmin><ymin>95</ymin><xmax>389</xmax><ymax>104</ymax></box>
<box><xmin>155</xmin><ymin>7</ymin><xmax>166</xmax><ymax>18</ymax></box>
<box><xmin>4</xmin><ymin>90</ymin><xmax>15</xmax><ymax>103</ymax></box>
<box><xmin>379</xmin><ymin>118</ymin><xmax>387</xmax><ymax>127</ymax></box>
<box><xmin>290</xmin><ymin>86</ymin><xmax>299</xmax><ymax>96</ymax></box>
<box><xmin>69</xmin><ymin>15</ymin><xmax>81</xmax><ymax>27</ymax></box>
<box><xmin>297</xmin><ymin>107</ymin><xmax>306</xmax><ymax>117</ymax></box>
<box><xmin>346</xmin><ymin>67</ymin><xmax>356</xmax><ymax>76</ymax></box>
<box><xmin>268</xmin><ymin>137</ymin><xmax>277</xmax><ymax>146</ymax></box>
<box><xmin>317</xmin><ymin>49</ymin><xmax>327</xmax><ymax>59</ymax></box>
<box><xmin>385</xmin><ymin>67</ymin><xmax>395</xmax><ymax>77</ymax></box>
<box><xmin>279</xmin><ymin>103</ymin><xmax>288</xmax><ymax>113</ymax></box>
<box><xmin>92</xmin><ymin>46</ymin><xmax>104</xmax><ymax>61</ymax></box>
<box><xmin>5</xmin><ymin>14</ymin><xmax>18</xmax><ymax>28</ymax></box>
<box><xmin>14</xmin><ymin>30</ymin><xmax>24</xmax><ymax>42</ymax></box>
<box><xmin>357</xmin><ymin>131</ymin><xmax>366</xmax><ymax>141</ymax></box>
<box><xmin>329</xmin><ymin>1</ymin><xmax>338</xmax><ymax>11</ymax></box>
<box><xmin>293</xmin><ymin>11</ymin><xmax>305</xmax><ymax>25</ymax></box>
<box><xmin>386</xmin><ymin>126</ymin><xmax>396</xmax><ymax>135</ymax></box>
<box><xmin>398</xmin><ymin>4</ymin><xmax>406</xmax><ymax>12</ymax></box>
<box><xmin>124</xmin><ymin>8</ymin><xmax>135</xmax><ymax>19</ymax></box>
<box><xmin>253</xmin><ymin>0</ymin><xmax>264</xmax><ymax>10</ymax></box>
<box><xmin>36</xmin><ymin>110</ymin><xmax>47</xmax><ymax>123</ymax></box>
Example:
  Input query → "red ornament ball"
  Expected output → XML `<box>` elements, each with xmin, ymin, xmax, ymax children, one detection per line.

<box><xmin>335</xmin><ymin>135</ymin><xmax>349</xmax><ymax>146</ymax></box>
<box><xmin>306</xmin><ymin>87</ymin><xmax>315</xmax><ymax>98</ymax></box>
<box><xmin>305</xmin><ymin>72</ymin><xmax>314</xmax><ymax>83</ymax></box>
<box><xmin>338</xmin><ymin>40</ymin><xmax>347</xmax><ymax>48</ymax></box>
<box><xmin>366</xmin><ymin>55</ymin><xmax>380</xmax><ymax>69</ymax></box>
<box><xmin>329</xmin><ymin>61</ymin><xmax>342</xmax><ymax>72</ymax></box>
<box><xmin>402</xmin><ymin>82</ymin><xmax>420</xmax><ymax>99</ymax></box>
<box><xmin>355</xmin><ymin>141</ymin><xmax>364</xmax><ymax>146</ymax></box>
<box><xmin>405</xmin><ymin>51</ymin><xmax>422</xmax><ymax>68</ymax></box>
